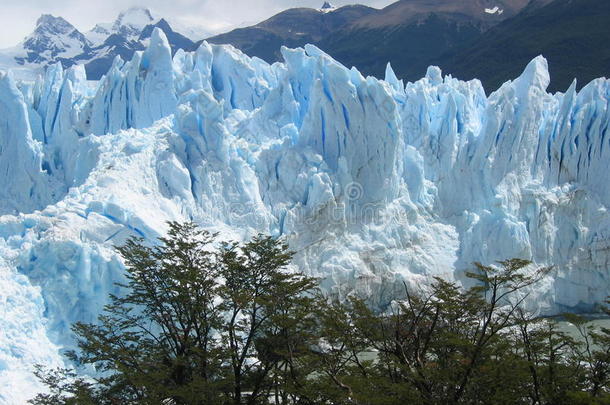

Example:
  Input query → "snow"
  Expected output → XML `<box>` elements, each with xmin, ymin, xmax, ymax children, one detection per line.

<box><xmin>0</xmin><ymin>259</ymin><xmax>63</xmax><ymax>404</ymax></box>
<box><xmin>24</xmin><ymin>15</ymin><xmax>91</xmax><ymax>60</ymax></box>
<box><xmin>85</xmin><ymin>23</ymin><xmax>113</xmax><ymax>46</ymax></box>
<box><xmin>163</xmin><ymin>17</ymin><xmax>213</xmax><ymax>41</ymax></box>
<box><xmin>1</xmin><ymin>6</ymin><xmax>211</xmax><ymax>80</ymax></box>
<box><xmin>112</xmin><ymin>7</ymin><xmax>155</xmax><ymax>41</ymax></box>
<box><xmin>1</xmin><ymin>29</ymin><xmax>610</xmax><ymax>400</ymax></box>
<box><xmin>0</xmin><ymin>14</ymin><xmax>90</xmax><ymax>79</ymax></box>
<box><xmin>484</xmin><ymin>6</ymin><xmax>504</xmax><ymax>15</ymax></box>
<box><xmin>0</xmin><ymin>47</ymin><xmax>43</xmax><ymax>81</ymax></box>
<box><xmin>86</xmin><ymin>7</ymin><xmax>211</xmax><ymax>45</ymax></box>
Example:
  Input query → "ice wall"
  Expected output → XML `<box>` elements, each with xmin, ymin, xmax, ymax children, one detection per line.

<box><xmin>0</xmin><ymin>28</ymin><xmax>609</xmax><ymax>400</ymax></box>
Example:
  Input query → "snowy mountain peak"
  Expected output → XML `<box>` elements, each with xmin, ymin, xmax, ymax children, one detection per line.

<box><xmin>1</xmin><ymin>8</ymin><xmax>209</xmax><ymax>79</ymax></box>
<box><xmin>18</xmin><ymin>14</ymin><xmax>90</xmax><ymax>65</ymax></box>
<box><xmin>30</xmin><ymin>14</ymin><xmax>83</xmax><ymax>42</ymax></box>
<box><xmin>85</xmin><ymin>7</ymin><xmax>207</xmax><ymax>46</ymax></box>
<box><xmin>35</xmin><ymin>14</ymin><xmax>73</xmax><ymax>30</ymax></box>
<box><xmin>112</xmin><ymin>7</ymin><xmax>155</xmax><ymax>40</ymax></box>
<box><xmin>115</xmin><ymin>6</ymin><xmax>155</xmax><ymax>26</ymax></box>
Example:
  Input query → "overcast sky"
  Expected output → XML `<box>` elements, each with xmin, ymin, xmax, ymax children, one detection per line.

<box><xmin>0</xmin><ymin>0</ymin><xmax>396</xmax><ymax>48</ymax></box>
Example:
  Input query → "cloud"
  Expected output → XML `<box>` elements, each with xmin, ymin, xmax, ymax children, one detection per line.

<box><xmin>0</xmin><ymin>0</ymin><xmax>396</xmax><ymax>48</ymax></box>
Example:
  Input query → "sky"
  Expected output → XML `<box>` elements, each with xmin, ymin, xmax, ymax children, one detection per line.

<box><xmin>0</xmin><ymin>0</ymin><xmax>396</xmax><ymax>48</ymax></box>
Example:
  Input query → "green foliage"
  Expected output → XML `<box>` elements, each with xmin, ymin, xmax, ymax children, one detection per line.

<box><xmin>28</xmin><ymin>366</ymin><xmax>97</xmax><ymax>405</ymax></box>
<box><xmin>30</xmin><ymin>226</ymin><xmax>610</xmax><ymax>404</ymax></box>
<box><xmin>219</xmin><ymin>235</ymin><xmax>319</xmax><ymax>404</ymax></box>
<box><xmin>31</xmin><ymin>222</ymin><xmax>318</xmax><ymax>404</ymax></box>
<box><xmin>296</xmin><ymin>259</ymin><xmax>610</xmax><ymax>405</ymax></box>
<box><xmin>66</xmin><ymin>222</ymin><xmax>227</xmax><ymax>403</ymax></box>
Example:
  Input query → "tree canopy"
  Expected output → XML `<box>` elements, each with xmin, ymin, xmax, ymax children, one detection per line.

<box><xmin>30</xmin><ymin>222</ymin><xmax>610</xmax><ymax>405</ymax></box>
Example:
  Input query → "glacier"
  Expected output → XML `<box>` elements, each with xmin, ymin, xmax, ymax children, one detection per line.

<box><xmin>0</xmin><ymin>28</ymin><xmax>609</xmax><ymax>401</ymax></box>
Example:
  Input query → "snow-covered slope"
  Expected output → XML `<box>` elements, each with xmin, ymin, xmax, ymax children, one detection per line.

<box><xmin>0</xmin><ymin>8</ymin><xmax>204</xmax><ymax>81</ymax></box>
<box><xmin>0</xmin><ymin>15</ymin><xmax>92</xmax><ymax>80</ymax></box>
<box><xmin>86</xmin><ymin>7</ymin><xmax>156</xmax><ymax>45</ymax></box>
<box><xmin>86</xmin><ymin>6</ymin><xmax>210</xmax><ymax>44</ymax></box>
<box><xmin>1</xmin><ymin>28</ymin><xmax>610</xmax><ymax>401</ymax></box>
<box><xmin>20</xmin><ymin>15</ymin><xmax>92</xmax><ymax>62</ymax></box>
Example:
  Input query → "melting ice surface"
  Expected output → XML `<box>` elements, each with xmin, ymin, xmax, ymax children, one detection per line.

<box><xmin>1</xmin><ymin>28</ymin><xmax>609</xmax><ymax>401</ymax></box>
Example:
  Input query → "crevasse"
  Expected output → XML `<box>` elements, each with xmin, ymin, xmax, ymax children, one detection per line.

<box><xmin>0</xmin><ymin>28</ymin><xmax>609</xmax><ymax>401</ymax></box>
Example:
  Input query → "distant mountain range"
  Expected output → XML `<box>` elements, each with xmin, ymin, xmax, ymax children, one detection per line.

<box><xmin>316</xmin><ymin>0</ymin><xmax>532</xmax><ymax>87</ymax></box>
<box><xmin>0</xmin><ymin>0</ymin><xmax>607</xmax><ymax>92</ymax></box>
<box><xmin>206</xmin><ymin>0</ymin><xmax>532</xmax><ymax>85</ymax></box>
<box><xmin>206</xmin><ymin>0</ymin><xmax>608</xmax><ymax>92</ymax></box>
<box><xmin>0</xmin><ymin>7</ymin><xmax>202</xmax><ymax>80</ymax></box>
<box><xmin>203</xmin><ymin>4</ymin><xmax>379</xmax><ymax>63</ymax></box>
<box><xmin>435</xmin><ymin>0</ymin><xmax>610</xmax><ymax>92</ymax></box>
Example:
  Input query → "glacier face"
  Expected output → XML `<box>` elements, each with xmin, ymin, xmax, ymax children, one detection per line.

<box><xmin>1</xmin><ymin>28</ymin><xmax>610</xmax><ymax>401</ymax></box>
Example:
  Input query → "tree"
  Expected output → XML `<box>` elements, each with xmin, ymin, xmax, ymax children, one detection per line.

<box><xmin>302</xmin><ymin>259</ymin><xmax>555</xmax><ymax>405</ymax></box>
<box><xmin>28</xmin><ymin>366</ymin><xmax>97</xmax><ymax>405</ymax></box>
<box><xmin>30</xmin><ymin>223</ymin><xmax>319</xmax><ymax>404</ymax></box>
<box><xmin>218</xmin><ymin>236</ymin><xmax>319</xmax><ymax>405</ymax></box>
<box><xmin>31</xmin><ymin>230</ymin><xmax>610</xmax><ymax>405</ymax></box>
<box><xmin>67</xmin><ymin>222</ymin><xmax>225</xmax><ymax>403</ymax></box>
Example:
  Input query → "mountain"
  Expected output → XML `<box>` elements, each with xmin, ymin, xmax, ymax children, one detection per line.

<box><xmin>317</xmin><ymin>12</ymin><xmax>485</xmax><ymax>83</ymax></box>
<box><xmin>0</xmin><ymin>7</ymin><xmax>199</xmax><ymax>80</ymax></box>
<box><xmin>0</xmin><ymin>14</ymin><xmax>92</xmax><ymax>79</ymax></box>
<box><xmin>140</xmin><ymin>19</ymin><xmax>196</xmax><ymax>54</ymax></box>
<box><xmin>110</xmin><ymin>6</ymin><xmax>156</xmax><ymax>41</ymax></box>
<box><xmin>435</xmin><ymin>0</ymin><xmax>610</xmax><ymax>92</ymax></box>
<box><xmin>316</xmin><ymin>0</ymin><xmax>531</xmax><ymax>80</ymax></box>
<box><xmin>2</xmin><ymin>0</ymin><xmax>606</xmax><ymax>91</ymax></box>
<box><xmin>1</xmin><ymin>28</ymin><xmax>609</xmax><ymax>401</ymax></box>
<box><xmin>348</xmin><ymin>0</ymin><xmax>529</xmax><ymax>29</ymax></box>
<box><xmin>17</xmin><ymin>15</ymin><xmax>92</xmax><ymax>64</ymax></box>
<box><xmin>80</xmin><ymin>11</ymin><xmax>197</xmax><ymax>80</ymax></box>
<box><xmin>317</xmin><ymin>0</ymin><xmax>609</xmax><ymax>92</ymax></box>
<box><xmin>320</xmin><ymin>2</ymin><xmax>337</xmax><ymax>12</ymax></box>
<box><xmin>204</xmin><ymin>4</ymin><xmax>378</xmax><ymax>63</ymax></box>
<box><xmin>82</xmin><ymin>17</ymin><xmax>196</xmax><ymax>80</ymax></box>
<box><xmin>206</xmin><ymin>0</ymin><xmax>607</xmax><ymax>93</ymax></box>
<box><xmin>84</xmin><ymin>6</ymin><xmax>155</xmax><ymax>48</ymax></box>
<box><xmin>205</xmin><ymin>0</ymin><xmax>533</xmax><ymax>83</ymax></box>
